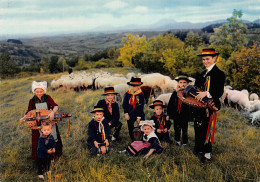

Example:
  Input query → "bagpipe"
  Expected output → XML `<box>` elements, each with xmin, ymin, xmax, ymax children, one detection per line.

<box><xmin>177</xmin><ymin>85</ymin><xmax>218</xmax><ymax>111</ymax></box>
<box><xmin>133</xmin><ymin>126</ymin><xmax>142</xmax><ymax>141</ymax></box>
<box><xmin>22</xmin><ymin>109</ymin><xmax>72</xmax><ymax>130</ymax></box>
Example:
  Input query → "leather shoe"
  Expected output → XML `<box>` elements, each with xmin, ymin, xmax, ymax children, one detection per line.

<box><xmin>200</xmin><ymin>156</ymin><xmax>212</xmax><ymax>164</ymax></box>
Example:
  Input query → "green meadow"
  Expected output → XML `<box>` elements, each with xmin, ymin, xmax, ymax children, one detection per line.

<box><xmin>0</xmin><ymin>68</ymin><xmax>259</xmax><ymax>182</ymax></box>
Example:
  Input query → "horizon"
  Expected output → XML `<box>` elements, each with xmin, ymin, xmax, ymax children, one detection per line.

<box><xmin>0</xmin><ymin>0</ymin><xmax>259</xmax><ymax>37</ymax></box>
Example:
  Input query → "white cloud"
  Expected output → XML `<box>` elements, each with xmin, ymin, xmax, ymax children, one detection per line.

<box><xmin>104</xmin><ymin>0</ymin><xmax>128</xmax><ymax>10</ymax></box>
<box><xmin>134</xmin><ymin>6</ymin><xmax>148</xmax><ymax>13</ymax></box>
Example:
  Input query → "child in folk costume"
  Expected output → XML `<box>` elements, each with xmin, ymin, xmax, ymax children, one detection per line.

<box><xmin>167</xmin><ymin>73</ymin><xmax>192</xmax><ymax>146</ymax></box>
<box><xmin>123</xmin><ymin>77</ymin><xmax>145</xmax><ymax>141</ymax></box>
<box><xmin>20</xmin><ymin>81</ymin><xmax>62</xmax><ymax>160</ymax></box>
<box><xmin>149</xmin><ymin>100</ymin><xmax>172</xmax><ymax>144</ymax></box>
<box><xmin>125</xmin><ymin>120</ymin><xmax>163</xmax><ymax>159</ymax></box>
<box><xmin>37</xmin><ymin>122</ymin><xmax>56</xmax><ymax>179</ymax></box>
<box><xmin>87</xmin><ymin>106</ymin><xmax>110</xmax><ymax>155</ymax></box>
<box><xmin>96</xmin><ymin>87</ymin><xmax>122</xmax><ymax>142</ymax></box>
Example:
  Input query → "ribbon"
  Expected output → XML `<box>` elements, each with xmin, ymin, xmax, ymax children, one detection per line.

<box><xmin>66</xmin><ymin>118</ymin><xmax>70</xmax><ymax>137</ymax></box>
<box><xmin>205</xmin><ymin>111</ymin><xmax>217</xmax><ymax>144</ymax></box>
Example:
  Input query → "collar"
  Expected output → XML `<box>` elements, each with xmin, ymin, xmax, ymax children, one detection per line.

<box><xmin>143</xmin><ymin>131</ymin><xmax>158</xmax><ymax>141</ymax></box>
<box><xmin>206</xmin><ymin>63</ymin><xmax>215</xmax><ymax>73</ymax></box>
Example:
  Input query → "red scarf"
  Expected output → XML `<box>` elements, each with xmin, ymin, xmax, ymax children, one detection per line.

<box><xmin>105</xmin><ymin>98</ymin><xmax>115</xmax><ymax>115</ymax></box>
<box><xmin>153</xmin><ymin>112</ymin><xmax>165</xmax><ymax>130</ymax></box>
<box><xmin>127</xmin><ymin>88</ymin><xmax>143</xmax><ymax>109</ymax></box>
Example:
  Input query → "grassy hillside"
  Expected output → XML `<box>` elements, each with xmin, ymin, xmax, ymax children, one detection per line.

<box><xmin>0</xmin><ymin>68</ymin><xmax>259</xmax><ymax>182</ymax></box>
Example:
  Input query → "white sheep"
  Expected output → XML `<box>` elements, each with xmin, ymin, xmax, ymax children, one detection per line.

<box><xmin>156</xmin><ymin>93</ymin><xmax>172</xmax><ymax>106</ymax></box>
<box><xmin>249</xmin><ymin>100</ymin><xmax>260</xmax><ymax>112</ymax></box>
<box><xmin>251</xmin><ymin>110</ymin><xmax>260</xmax><ymax>124</ymax></box>
<box><xmin>241</xmin><ymin>89</ymin><xmax>249</xmax><ymax>98</ymax></box>
<box><xmin>141</xmin><ymin>73</ymin><xmax>170</xmax><ymax>93</ymax></box>
<box><xmin>227</xmin><ymin>90</ymin><xmax>251</xmax><ymax>110</ymax></box>
<box><xmin>114</xmin><ymin>83</ymin><xmax>129</xmax><ymax>101</ymax></box>
<box><xmin>126</xmin><ymin>72</ymin><xmax>136</xmax><ymax>79</ymax></box>
<box><xmin>249</xmin><ymin>93</ymin><xmax>259</xmax><ymax>101</ymax></box>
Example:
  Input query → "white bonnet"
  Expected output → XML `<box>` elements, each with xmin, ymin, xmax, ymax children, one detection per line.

<box><xmin>32</xmin><ymin>81</ymin><xmax>47</xmax><ymax>93</ymax></box>
<box><xmin>139</xmin><ymin>120</ymin><xmax>155</xmax><ymax>131</ymax></box>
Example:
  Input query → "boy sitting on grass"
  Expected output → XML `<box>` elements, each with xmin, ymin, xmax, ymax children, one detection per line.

<box><xmin>37</xmin><ymin>122</ymin><xmax>56</xmax><ymax>179</ymax></box>
<box><xmin>96</xmin><ymin>87</ymin><xmax>122</xmax><ymax>142</ymax></box>
<box><xmin>87</xmin><ymin>106</ymin><xmax>110</xmax><ymax>155</ymax></box>
<box><xmin>150</xmin><ymin>100</ymin><xmax>172</xmax><ymax>144</ymax></box>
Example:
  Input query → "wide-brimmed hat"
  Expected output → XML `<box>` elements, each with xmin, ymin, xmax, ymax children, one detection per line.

<box><xmin>102</xmin><ymin>87</ymin><xmax>118</xmax><ymax>95</ymax></box>
<box><xmin>174</xmin><ymin>73</ymin><xmax>192</xmax><ymax>82</ymax></box>
<box><xmin>149</xmin><ymin>100</ymin><xmax>166</xmax><ymax>109</ymax></box>
<box><xmin>32</xmin><ymin>81</ymin><xmax>47</xmax><ymax>93</ymax></box>
<box><xmin>127</xmin><ymin>77</ymin><xmax>143</xmax><ymax>86</ymax></box>
<box><xmin>90</xmin><ymin>106</ymin><xmax>105</xmax><ymax>113</ymax></box>
<box><xmin>197</xmin><ymin>48</ymin><xmax>219</xmax><ymax>57</ymax></box>
<box><xmin>139</xmin><ymin>120</ymin><xmax>155</xmax><ymax>131</ymax></box>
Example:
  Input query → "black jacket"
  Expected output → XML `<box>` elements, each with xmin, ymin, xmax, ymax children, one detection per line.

<box><xmin>194</xmin><ymin>65</ymin><xmax>225</xmax><ymax>110</ymax></box>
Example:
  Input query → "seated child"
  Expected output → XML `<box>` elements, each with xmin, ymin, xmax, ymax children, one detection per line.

<box><xmin>149</xmin><ymin>100</ymin><xmax>172</xmax><ymax>143</ymax></box>
<box><xmin>96</xmin><ymin>87</ymin><xmax>122</xmax><ymax>142</ymax></box>
<box><xmin>87</xmin><ymin>106</ymin><xmax>110</xmax><ymax>155</ymax></box>
<box><xmin>167</xmin><ymin>73</ymin><xmax>192</xmax><ymax>146</ymax></box>
<box><xmin>37</xmin><ymin>122</ymin><xmax>56</xmax><ymax>179</ymax></box>
<box><xmin>123</xmin><ymin>77</ymin><xmax>145</xmax><ymax>141</ymax></box>
<box><xmin>125</xmin><ymin>120</ymin><xmax>163</xmax><ymax>159</ymax></box>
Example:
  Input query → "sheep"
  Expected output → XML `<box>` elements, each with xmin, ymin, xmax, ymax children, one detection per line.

<box><xmin>251</xmin><ymin>110</ymin><xmax>260</xmax><ymax>125</ymax></box>
<box><xmin>126</xmin><ymin>72</ymin><xmax>136</xmax><ymax>79</ymax></box>
<box><xmin>141</xmin><ymin>73</ymin><xmax>170</xmax><ymax>93</ymax></box>
<box><xmin>164</xmin><ymin>78</ymin><xmax>178</xmax><ymax>93</ymax></box>
<box><xmin>249</xmin><ymin>100</ymin><xmax>260</xmax><ymax>112</ymax></box>
<box><xmin>249</xmin><ymin>93</ymin><xmax>259</xmax><ymax>101</ymax></box>
<box><xmin>241</xmin><ymin>89</ymin><xmax>249</xmax><ymax>98</ymax></box>
<box><xmin>227</xmin><ymin>90</ymin><xmax>251</xmax><ymax>110</ymax></box>
<box><xmin>156</xmin><ymin>93</ymin><xmax>172</xmax><ymax>106</ymax></box>
<box><xmin>114</xmin><ymin>83</ymin><xmax>129</xmax><ymax>101</ymax></box>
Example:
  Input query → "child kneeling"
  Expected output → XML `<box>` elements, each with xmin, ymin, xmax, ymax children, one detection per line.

<box><xmin>125</xmin><ymin>120</ymin><xmax>163</xmax><ymax>159</ymax></box>
<box><xmin>87</xmin><ymin>106</ymin><xmax>110</xmax><ymax>155</ymax></box>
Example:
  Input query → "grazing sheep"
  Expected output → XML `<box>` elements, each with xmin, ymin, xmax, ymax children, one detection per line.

<box><xmin>227</xmin><ymin>90</ymin><xmax>251</xmax><ymax>110</ymax></box>
<box><xmin>141</xmin><ymin>73</ymin><xmax>170</xmax><ymax>93</ymax></box>
<box><xmin>141</xmin><ymin>86</ymin><xmax>156</xmax><ymax>104</ymax></box>
<box><xmin>156</xmin><ymin>93</ymin><xmax>172</xmax><ymax>106</ymax></box>
<box><xmin>126</xmin><ymin>72</ymin><xmax>136</xmax><ymax>79</ymax></box>
<box><xmin>251</xmin><ymin>110</ymin><xmax>260</xmax><ymax>124</ymax></box>
<box><xmin>241</xmin><ymin>89</ymin><xmax>249</xmax><ymax>98</ymax></box>
<box><xmin>249</xmin><ymin>100</ymin><xmax>260</xmax><ymax>112</ymax></box>
<box><xmin>249</xmin><ymin>93</ymin><xmax>259</xmax><ymax>101</ymax></box>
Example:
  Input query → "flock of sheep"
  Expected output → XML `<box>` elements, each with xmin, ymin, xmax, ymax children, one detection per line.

<box><xmin>50</xmin><ymin>70</ymin><xmax>259</xmax><ymax>125</ymax></box>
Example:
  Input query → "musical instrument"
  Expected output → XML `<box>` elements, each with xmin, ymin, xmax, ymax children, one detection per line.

<box><xmin>23</xmin><ymin>109</ymin><xmax>72</xmax><ymax>129</ymax></box>
<box><xmin>97</xmin><ymin>143</ymin><xmax>110</xmax><ymax>154</ymax></box>
<box><xmin>177</xmin><ymin>85</ymin><xmax>218</xmax><ymax>111</ymax></box>
<box><xmin>133</xmin><ymin>126</ymin><xmax>142</xmax><ymax>141</ymax></box>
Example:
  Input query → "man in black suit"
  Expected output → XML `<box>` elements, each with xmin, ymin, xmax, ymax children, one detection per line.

<box><xmin>193</xmin><ymin>48</ymin><xmax>225</xmax><ymax>164</ymax></box>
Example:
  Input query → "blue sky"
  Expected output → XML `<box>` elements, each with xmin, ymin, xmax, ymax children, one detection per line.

<box><xmin>0</xmin><ymin>0</ymin><xmax>259</xmax><ymax>35</ymax></box>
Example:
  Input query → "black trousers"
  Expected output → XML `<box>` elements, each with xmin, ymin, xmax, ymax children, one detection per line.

<box><xmin>193</xmin><ymin>108</ymin><xmax>212</xmax><ymax>154</ymax></box>
<box><xmin>110</xmin><ymin>121</ymin><xmax>122</xmax><ymax>139</ymax></box>
<box><xmin>38</xmin><ymin>158</ymin><xmax>51</xmax><ymax>175</ymax></box>
<box><xmin>174</xmin><ymin>118</ymin><xmax>188</xmax><ymax>144</ymax></box>
<box><xmin>127</xmin><ymin>118</ymin><xmax>137</xmax><ymax>141</ymax></box>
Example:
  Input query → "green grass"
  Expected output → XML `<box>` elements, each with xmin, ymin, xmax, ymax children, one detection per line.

<box><xmin>0</xmin><ymin>68</ymin><xmax>259</xmax><ymax>182</ymax></box>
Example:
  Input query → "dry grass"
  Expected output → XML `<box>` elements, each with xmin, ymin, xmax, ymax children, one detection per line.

<box><xmin>0</xmin><ymin>68</ymin><xmax>259</xmax><ymax>182</ymax></box>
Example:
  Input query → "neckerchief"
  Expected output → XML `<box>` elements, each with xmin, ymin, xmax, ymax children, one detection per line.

<box><xmin>105</xmin><ymin>98</ymin><xmax>115</xmax><ymax>115</ymax></box>
<box><xmin>94</xmin><ymin>117</ymin><xmax>106</xmax><ymax>141</ymax></box>
<box><xmin>153</xmin><ymin>112</ymin><xmax>165</xmax><ymax>129</ymax></box>
<box><xmin>127</xmin><ymin>88</ymin><xmax>143</xmax><ymax>109</ymax></box>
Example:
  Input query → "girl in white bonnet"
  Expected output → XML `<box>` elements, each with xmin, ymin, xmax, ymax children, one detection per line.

<box><xmin>20</xmin><ymin>81</ymin><xmax>63</xmax><ymax>160</ymax></box>
<box><xmin>124</xmin><ymin>120</ymin><xmax>163</xmax><ymax>159</ymax></box>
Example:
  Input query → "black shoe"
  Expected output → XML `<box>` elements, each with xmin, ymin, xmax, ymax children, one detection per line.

<box><xmin>193</xmin><ymin>151</ymin><xmax>203</xmax><ymax>157</ymax></box>
<box><xmin>200</xmin><ymin>156</ymin><xmax>212</xmax><ymax>164</ymax></box>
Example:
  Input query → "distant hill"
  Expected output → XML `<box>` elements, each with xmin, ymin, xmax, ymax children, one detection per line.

<box><xmin>7</xmin><ymin>39</ymin><xmax>23</xmax><ymax>44</ymax></box>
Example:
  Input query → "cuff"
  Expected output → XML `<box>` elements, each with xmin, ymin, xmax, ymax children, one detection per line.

<box><xmin>137</xmin><ymin>117</ymin><xmax>141</xmax><ymax>119</ymax></box>
<box><xmin>207</xmin><ymin>91</ymin><xmax>212</xmax><ymax>98</ymax></box>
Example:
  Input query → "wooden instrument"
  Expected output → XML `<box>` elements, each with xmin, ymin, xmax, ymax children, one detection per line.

<box><xmin>23</xmin><ymin>109</ymin><xmax>72</xmax><ymax>129</ymax></box>
<box><xmin>97</xmin><ymin>143</ymin><xmax>110</xmax><ymax>154</ymax></box>
<box><xmin>177</xmin><ymin>85</ymin><xmax>218</xmax><ymax>111</ymax></box>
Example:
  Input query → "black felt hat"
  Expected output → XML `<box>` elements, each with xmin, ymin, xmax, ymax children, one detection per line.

<box><xmin>127</xmin><ymin>77</ymin><xmax>143</xmax><ymax>86</ymax></box>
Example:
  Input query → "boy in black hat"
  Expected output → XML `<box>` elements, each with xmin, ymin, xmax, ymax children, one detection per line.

<box><xmin>167</xmin><ymin>73</ymin><xmax>192</xmax><ymax>146</ymax></box>
<box><xmin>96</xmin><ymin>87</ymin><xmax>122</xmax><ymax>142</ymax></box>
<box><xmin>193</xmin><ymin>48</ymin><xmax>225</xmax><ymax>164</ymax></box>
<box><xmin>87</xmin><ymin>106</ymin><xmax>110</xmax><ymax>155</ymax></box>
<box><xmin>123</xmin><ymin>77</ymin><xmax>145</xmax><ymax>141</ymax></box>
<box><xmin>149</xmin><ymin>100</ymin><xmax>172</xmax><ymax>143</ymax></box>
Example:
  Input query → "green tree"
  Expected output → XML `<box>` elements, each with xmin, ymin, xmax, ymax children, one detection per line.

<box><xmin>49</xmin><ymin>56</ymin><xmax>59</xmax><ymax>73</ymax></box>
<box><xmin>210</xmin><ymin>9</ymin><xmax>248</xmax><ymax>60</ymax></box>
<box><xmin>41</xmin><ymin>57</ymin><xmax>50</xmax><ymax>73</ymax></box>
<box><xmin>0</xmin><ymin>53</ymin><xmax>20</xmax><ymax>78</ymax></box>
